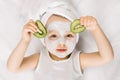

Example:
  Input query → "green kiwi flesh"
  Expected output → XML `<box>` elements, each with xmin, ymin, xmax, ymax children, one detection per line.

<box><xmin>70</xmin><ymin>19</ymin><xmax>85</xmax><ymax>33</ymax></box>
<box><xmin>33</xmin><ymin>20</ymin><xmax>47</xmax><ymax>38</ymax></box>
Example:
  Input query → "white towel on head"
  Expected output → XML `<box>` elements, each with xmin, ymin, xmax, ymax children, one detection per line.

<box><xmin>37</xmin><ymin>0</ymin><xmax>79</xmax><ymax>46</ymax></box>
<box><xmin>39</xmin><ymin>1</ymin><xmax>78</xmax><ymax>25</ymax></box>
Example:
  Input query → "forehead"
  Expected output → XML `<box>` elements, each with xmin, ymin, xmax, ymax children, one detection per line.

<box><xmin>46</xmin><ymin>15</ymin><xmax>71</xmax><ymax>26</ymax></box>
<box><xmin>47</xmin><ymin>21</ymin><xmax>71</xmax><ymax>30</ymax></box>
<box><xmin>47</xmin><ymin>22</ymin><xmax>75</xmax><ymax>35</ymax></box>
<box><xmin>48</xmin><ymin>30</ymin><xmax>73</xmax><ymax>34</ymax></box>
<box><xmin>46</xmin><ymin>21</ymin><xmax>73</xmax><ymax>36</ymax></box>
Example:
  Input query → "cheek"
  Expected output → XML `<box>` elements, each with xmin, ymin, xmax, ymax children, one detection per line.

<box><xmin>66</xmin><ymin>40</ymin><xmax>76</xmax><ymax>46</ymax></box>
<box><xmin>66</xmin><ymin>38</ymin><xmax>77</xmax><ymax>48</ymax></box>
<box><xmin>68</xmin><ymin>37</ymin><xmax>77</xmax><ymax>43</ymax></box>
<box><xmin>45</xmin><ymin>37</ymin><xmax>58</xmax><ymax>49</ymax></box>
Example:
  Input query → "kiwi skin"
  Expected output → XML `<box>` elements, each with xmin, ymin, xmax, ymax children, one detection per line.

<box><xmin>70</xmin><ymin>19</ymin><xmax>86</xmax><ymax>34</ymax></box>
<box><xmin>33</xmin><ymin>20</ymin><xmax>47</xmax><ymax>38</ymax></box>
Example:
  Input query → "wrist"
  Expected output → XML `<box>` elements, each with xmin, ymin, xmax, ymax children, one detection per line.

<box><xmin>20</xmin><ymin>38</ymin><xmax>31</xmax><ymax>44</ymax></box>
<box><xmin>90</xmin><ymin>24</ymin><xmax>101</xmax><ymax>33</ymax></box>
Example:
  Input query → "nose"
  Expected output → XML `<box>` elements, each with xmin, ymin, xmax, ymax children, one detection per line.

<box><xmin>59</xmin><ymin>37</ymin><xmax>65</xmax><ymax>44</ymax></box>
<box><xmin>59</xmin><ymin>43</ymin><xmax>66</xmax><ymax>47</ymax></box>
<box><xmin>58</xmin><ymin>37</ymin><xmax>66</xmax><ymax>47</ymax></box>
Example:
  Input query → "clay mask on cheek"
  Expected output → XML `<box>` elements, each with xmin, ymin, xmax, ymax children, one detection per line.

<box><xmin>45</xmin><ymin>21</ymin><xmax>78</xmax><ymax>58</ymax></box>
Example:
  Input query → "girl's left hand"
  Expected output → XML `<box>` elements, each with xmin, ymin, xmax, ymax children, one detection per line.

<box><xmin>80</xmin><ymin>16</ymin><xmax>99</xmax><ymax>31</ymax></box>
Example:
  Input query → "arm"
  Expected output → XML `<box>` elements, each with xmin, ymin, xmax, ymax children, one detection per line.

<box><xmin>79</xmin><ymin>16</ymin><xmax>114</xmax><ymax>69</ymax></box>
<box><xmin>7</xmin><ymin>19</ymin><xmax>39</xmax><ymax>72</ymax></box>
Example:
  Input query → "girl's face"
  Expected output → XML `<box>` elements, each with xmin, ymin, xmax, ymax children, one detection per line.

<box><xmin>45</xmin><ymin>21</ymin><xmax>78</xmax><ymax>58</ymax></box>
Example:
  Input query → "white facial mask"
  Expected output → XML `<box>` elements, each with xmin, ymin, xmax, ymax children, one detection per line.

<box><xmin>45</xmin><ymin>21</ymin><xmax>79</xmax><ymax>58</ymax></box>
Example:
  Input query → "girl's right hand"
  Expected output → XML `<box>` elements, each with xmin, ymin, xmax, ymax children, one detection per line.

<box><xmin>21</xmin><ymin>19</ymin><xmax>38</xmax><ymax>42</ymax></box>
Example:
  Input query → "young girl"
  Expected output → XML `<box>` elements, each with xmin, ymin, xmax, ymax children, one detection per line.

<box><xmin>7</xmin><ymin>14</ymin><xmax>114</xmax><ymax>80</ymax></box>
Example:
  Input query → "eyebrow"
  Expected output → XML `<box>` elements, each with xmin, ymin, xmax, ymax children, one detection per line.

<box><xmin>65</xmin><ymin>31</ymin><xmax>75</xmax><ymax>35</ymax></box>
<box><xmin>48</xmin><ymin>31</ymin><xmax>75</xmax><ymax>36</ymax></box>
<box><xmin>48</xmin><ymin>30</ymin><xmax>58</xmax><ymax>34</ymax></box>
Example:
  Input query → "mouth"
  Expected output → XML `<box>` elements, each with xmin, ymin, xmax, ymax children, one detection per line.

<box><xmin>56</xmin><ymin>49</ymin><xmax>67</xmax><ymax>52</ymax></box>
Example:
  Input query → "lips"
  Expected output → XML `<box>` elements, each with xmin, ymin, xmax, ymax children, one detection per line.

<box><xmin>56</xmin><ymin>49</ymin><xmax>67</xmax><ymax>52</ymax></box>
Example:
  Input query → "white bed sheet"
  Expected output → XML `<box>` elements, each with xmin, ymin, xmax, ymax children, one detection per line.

<box><xmin>0</xmin><ymin>0</ymin><xmax>120</xmax><ymax>80</ymax></box>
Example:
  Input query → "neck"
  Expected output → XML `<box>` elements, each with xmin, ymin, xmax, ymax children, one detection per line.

<box><xmin>49</xmin><ymin>52</ymin><xmax>71</xmax><ymax>61</ymax></box>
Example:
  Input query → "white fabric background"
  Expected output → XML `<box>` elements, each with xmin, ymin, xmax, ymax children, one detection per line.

<box><xmin>0</xmin><ymin>0</ymin><xmax>120</xmax><ymax>80</ymax></box>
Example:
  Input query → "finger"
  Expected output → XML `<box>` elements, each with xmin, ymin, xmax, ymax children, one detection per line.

<box><xmin>83</xmin><ymin>17</ymin><xmax>88</xmax><ymax>27</ymax></box>
<box><xmin>25</xmin><ymin>28</ymin><xmax>34</xmax><ymax>34</ymax></box>
<box><xmin>86</xmin><ymin>17</ymin><xmax>91</xmax><ymax>26</ymax></box>
<box><xmin>26</xmin><ymin>25</ymin><xmax>37</xmax><ymax>33</ymax></box>
<box><xmin>26</xmin><ymin>23</ymin><xmax>37</xmax><ymax>31</ymax></box>
<box><xmin>80</xmin><ymin>17</ymin><xmax>84</xmax><ymax>26</ymax></box>
<box><xmin>29</xmin><ymin>22</ymin><xmax>38</xmax><ymax>30</ymax></box>
<box><xmin>29</xmin><ymin>26</ymin><xmax>37</xmax><ymax>32</ymax></box>
<box><xmin>29</xmin><ymin>19</ymin><xmax>34</xmax><ymax>23</ymax></box>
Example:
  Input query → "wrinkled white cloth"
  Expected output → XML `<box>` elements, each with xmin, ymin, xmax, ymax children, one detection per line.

<box><xmin>0</xmin><ymin>0</ymin><xmax>120</xmax><ymax>80</ymax></box>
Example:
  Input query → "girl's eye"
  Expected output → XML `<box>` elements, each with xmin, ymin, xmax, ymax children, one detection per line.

<box><xmin>49</xmin><ymin>34</ymin><xmax>58</xmax><ymax>40</ymax></box>
<box><xmin>51</xmin><ymin>35</ymin><xmax>57</xmax><ymax>38</ymax></box>
<box><xmin>66</xmin><ymin>34</ymin><xmax>74</xmax><ymax>38</ymax></box>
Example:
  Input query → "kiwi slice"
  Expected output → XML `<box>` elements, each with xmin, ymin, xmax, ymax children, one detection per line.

<box><xmin>33</xmin><ymin>20</ymin><xmax>47</xmax><ymax>38</ymax></box>
<box><xmin>70</xmin><ymin>19</ymin><xmax>86</xmax><ymax>33</ymax></box>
